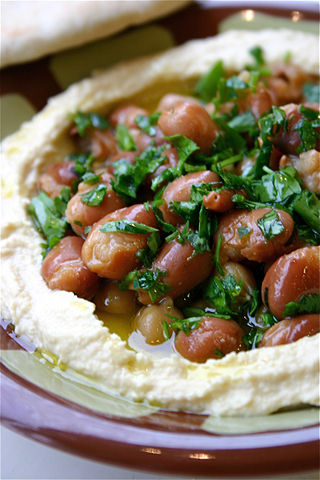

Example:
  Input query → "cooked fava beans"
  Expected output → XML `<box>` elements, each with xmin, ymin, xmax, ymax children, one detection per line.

<box><xmin>262</xmin><ymin>246</ymin><xmax>320</xmax><ymax>319</ymax></box>
<box><xmin>175</xmin><ymin>316</ymin><xmax>245</xmax><ymax>363</ymax></box>
<box><xmin>259</xmin><ymin>314</ymin><xmax>320</xmax><ymax>347</ymax></box>
<box><xmin>41</xmin><ymin>236</ymin><xmax>100</xmax><ymax>299</ymax></box>
<box><xmin>158</xmin><ymin>102</ymin><xmax>218</xmax><ymax>153</ymax></box>
<box><xmin>133</xmin><ymin>298</ymin><xmax>183</xmax><ymax>344</ymax></box>
<box><xmin>160</xmin><ymin>170</ymin><xmax>219</xmax><ymax>225</ymax></box>
<box><xmin>82</xmin><ymin>204</ymin><xmax>157</xmax><ymax>279</ymax></box>
<box><xmin>216</xmin><ymin>208</ymin><xmax>294</xmax><ymax>263</ymax></box>
<box><xmin>137</xmin><ymin>237</ymin><xmax>213</xmax><ymax>305</ymax></box>
<box><xmin>39</xmin><ymin>161</ymin><xmax>78</xmax><ymax>198</ymax></box>
<box><xmin>66</xmin><ymin>172</ymin><xmax>125</xmax><ymax>237</ymax></box>
<box><xmin>33</xmin><ymin>50</ymin><xmax>319</xmax><ymax>360</ymax></box>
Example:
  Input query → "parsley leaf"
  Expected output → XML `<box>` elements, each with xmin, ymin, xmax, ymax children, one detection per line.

<box><xmin>116</xmin><ymin>124</ymin><xmax>137</xmax><ymax>151</ymax></box>
<box><xmin>100</xmin><ymin>220</ymin><xmax>158</xmax><ymax>234</ymax></box>
<box><xmin>302</xmin><ymin>82</ymin><xmax>320</xmax><ymax>103</ymax></box>
<box><xmin>165</xmin><ymin>314</ymin><xmax>202</xmax><ymax>335</ymax></box>
<box><xmin>283</xmin><ymin>294</ymin><xmax>320</xmax><ymax>317</ymax></box>
<box><xmin>195</xmin><ymin>60</ymin><xmax>224</xmax><ymax>102</ymax></box>
<box><xmin>124</xmin><ymin>268</ymin><xmax>171</xmax><ymax>303</ymax></box>
<box><xmin>292</xmin><ymin>191</ymin><xmax>320</xmax><ymax>233</ymax></box>
<box><xmin>228</xmin><ymin>111</ymin><xmax>256</xmax><ymax>133</ymax></box>
<box><xmin>204</xmin><ymin>273</ymin><xmax>243</xmax><ymax>316</ymax></box>
<box><xmin>238</xmin><ymin>226</ymin><xmax>251</xmax><ymax>238</ymax></box>
<box><xmin>28</xmin><ymin>190</ymin><xmax>70</xmax><ymax>256</ymax></box>
<box><xmin>81</xmin><ymin>184</ymin><xmax>107</xmax><ymax>206</ymax></box>
<box><xmin>257</xmin><ymin>209</ymin><xmax>284</xmax><ymax>241</ymax></box>
<box><xmin>68</xmin><ymin>153</ymin><xmax>94</xmax><ymax>178</ymax></box>
<box><xmin>253</xmin><ymin>166</ymin><xmax>301</xmax><ymax>203</ymax></box>
<box><xmin>249</xmin><ymin>46</ymin><xmax>265</xmax><ymax>67</ymax></box>
<box><xmin>70</xmin><ymin>111</ymin><xmax>109</xmax><ymax>138</ymax></box>
<box><xmin>135</xmin><ymin>112</ymin><xmax>160</xmax><ymax>136</ymax></box>
<box><xmin>136</xmin><ymin>232</ymin><xmax>162</xmax><ymax>268</ymax></box>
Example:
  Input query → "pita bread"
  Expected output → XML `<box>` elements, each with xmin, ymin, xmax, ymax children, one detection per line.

<box><xmin>1</xmin><ymin>0</ymin><xmax>191</xmax><ymax>68</ymax></box>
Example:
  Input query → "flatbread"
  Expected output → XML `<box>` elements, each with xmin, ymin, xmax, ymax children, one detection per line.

<box><xmin>1</xmin><ymin>0</ymin><xmax>191</xmax><ymax>68</ymax></box>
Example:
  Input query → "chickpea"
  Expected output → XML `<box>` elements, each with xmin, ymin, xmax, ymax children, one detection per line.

<box><xmin>41</xmin><ymin>236</ymin><xmax>100</xmax><ymax>299</ymax></box>
<box><xmin>221</xmin><ymin>262</ymin><xmax>256</xmax><ymax>304</ymax></box>
<box><xmin>110</xmin><ymin>104</ymin><xmax>148</xmax><ymax>128</ymax></box>
<box><xmin>157</xmin><ymin>93</ymin><xmax>199</xmax><ymax>112</ymax></box>
<box><xmin>259</xmin><ymin>314</ymin><xmax>320</xmax><ymax>347</ymax></box>
<box><xmin>279</xmin><ymin>150</ymin><xmax>320</xmax><ymax>195</ymax></box>
<box><xmin>39</xmin><ymin>161</ymin><xmax>78</xmax><ymax>198</ymax></box>
<box><xmin>137</xmin><ymin>237</ymin><xmax>213</xmax><ymax>305</ymax></box>
<box><xmin>133</xmin><ymin>298</ymin><xmax>183</xmax><ymax>344</ymax></box>
<box><xmin>158</xmin><ymin>102</ymin><xmax>218</xmax><ymax>153</ymax></box>
<box><xmin>216</xmin><ymin>208</ymin><xmax>294</xmax><ymax>263</ymax></box>
<box><xmin>81</xmin><ymin>204</ymin><xmax>157</xmax><ymax>279</ymax></box>
<box><xmin>262</xmin><ymin>246</ymin><xmax>320</xmax><ymax>319</ymax></box>
<box><xmin>66</xmin><ymin>172</ymin><xmax>125</xmax><ymax>237</ymax></box>
<box><xmin>161</xmin><ymin>170</ymin><xmax>219</xmax><ymax>225</ymax></box>
<box><xmin>94</xmin><ymin>281</ymin><xmax>138</xmax><ymax>315</ymax></box>
<box><xmin>175</xmin><ymin>316</ymin><xmax>246</xmax><ymax>363</ymax></box>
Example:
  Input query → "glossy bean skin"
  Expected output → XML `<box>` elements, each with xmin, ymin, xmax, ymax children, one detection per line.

<box><xmin>262</xmin><ymin>246</ymin><xmax>320</xmax><ymax>319</ymax></box>
<box><xmin>203</xmin><ymin>189</ymin><xmax>235</xmax><ymax>213</ymax></box>
<box><xmin>39</xmin><ymin>161</ymin><xmax>78</xmax><ymax>198</ymax></box>
<box><xmin>216</xmin><ymin>208</ymin><xmax>294</xmax><ymax>263</ymax></box>
<box><xmin>175</xmin><ymin>316</ymin><xmax>246</xmax><ymax>363</ymax></box>
<box><xmin>161</xmin><ymin>170</ymin><xmax>219</xmax><ymax>225</ymax></box>
<box><xmin>137</xmin><ymin>238</ymin><xmax>213</xmax><ymax>305</ymax></box>
<box><xmin>133</xmin><ymin>298</ymin><xmax>183</xmax><ymax>344</ymax></box>
<box><xmin>259</xmin><ymin>314</ymin><xmax>320</xmax><ymax>347</ymax></box>
<box><xmin>272</xmin><ymin>103</ymin><xmax>320</xmax><ymax>156</ymax></box>
<box><xmin>81</xmin><ymin>204</ymin><xmax>157</xmax><ymax>279</ymax></box>
<box><xmin>157</xmin><ymin>93</ymin><xmax>199</xmax><ymax>111</ymax></box>
<box><xmin>267</xmin><ymin>63</ymin><xmax>308</xmax><ymax>105</ymax></box>
<box><xmin>76</xmin><ymin>128</ymin><xmax>118</xmax><ymax>160</ymax></box>
<box><xmin>238</xmin><ymin>83</ymin><xmax>273</xmax><ymax>120</ymax></box>
<box><xmin>110</xmin><ymin>104</ymin><xmax>148</xmax><ymax>128</ymax></box>
<box><xmin>94</xmin><ymin>281</ymin><xmax>138</xmax><ymax>315</ymax></box>
<box><xmin>158</xmin><ymin>102</ymin><xmax>218</xmax><ymax>153</ymax></box>
<box><xmin>41</xmin><ymin>236</ymin><xmax>100</xmax><ymax>299</ymax></box>
<box><xmin>66</xmin><ymin>172</ymin><xmax>125</xmax><ymax>237</ymax></box>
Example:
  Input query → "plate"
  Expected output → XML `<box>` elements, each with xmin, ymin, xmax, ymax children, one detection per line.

<box><xmin>1</xmin><ymin>2</ymin><xmax>319</xmax><ymax>477</ymax></box>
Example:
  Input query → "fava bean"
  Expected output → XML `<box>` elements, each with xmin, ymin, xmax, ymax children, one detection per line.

<box><xmin>39</xmin><ymin>161</ymin><xmax>78</xmax><ymax>198</ymax></box>
<box><xmin>259</xmin><ymin>314</ymin><xmax>320</xmax><ymax>347</ymax></box>
<box><xmin>81</xmin><ymin>204</ymin><xmax>157</xmax><ymax>279</ymax></box>
<box><xmin>137</xmin><ymin>237</ymin><xmax>213</xmax><ymax>304</ymax></box>
<box><xmin>66</xmin><ymin>172</ymin><xmax>125</xmax><ymax>237</ymax></box>
<box><xmin>110</xmin><ymin>104</ymin><xmax>148</xmax><ymax>128</ymax></box>
<box><xmin>161</xmin><ymin>170</ymin><xmax>219</xmax><ymax>225</ymax></box>
<box><xmin>216</xmin><ymin>208</ymin><xmax>294</xmax><ymax>263</ymax></box>
<box><xmin>175</xmin><ymin>316</ymin><xmax>246</xmax><ymax>363</ymax></box>
<box><xmin>262</xmin><ymin>246</ymin><xmax>320</xmax><ymax>319</ymax></box>
<box><xmin>41</xmin><ymin>236</ymin><xmax>100</xmax><ymax>299</ymax></box>
<box><xmin>158</xmin><ymin>102</ymin><xmax>218</xmax><ymax>153</ymax></box>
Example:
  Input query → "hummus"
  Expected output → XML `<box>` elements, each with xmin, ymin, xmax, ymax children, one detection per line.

<box><xmin>1</xmin><ymin>29</ymin><xmax>319</xmax><ymax>416</ymax></box>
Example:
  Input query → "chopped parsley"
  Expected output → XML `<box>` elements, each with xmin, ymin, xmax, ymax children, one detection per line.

<box><xmin>302</xmin><ymin>82</ymin><xmax>320</xmax><ymax>103</ymax></box>
<box><xmin>70</xmin><ymin>111</ymin><xmax>109</xmax><ymax>138</ymax></box>
<box><xmin>257</xmin><ymin>209</ymin><xmax>284</xmax><ymax>241</ymax></box>
<box><xmin>28</xmin><ymin>188</ymin><xmax>71</xmax><ymax>256</ymax></box>
<box><xmin>100</xmin><ymin>220</ymin><xmax>158</xmax><ymax>234</ymax></box>
<box><xmin>116</xmin><ymin>124</ymin><xmax>137</xmax><ymax>151</ymax></box>
<box><xmin>120</xmin><ymin>268</ymin><xmax>170</xmax><ymax>303</ymax></box>
<box><xmin>283</xmin><ymin>294</ymin><xmax>320</xmax><ymax>317</ymax></box>
<box><xmin>135</xmin><ymin>112</ymin><xmax>160</xmax><ymax>136</ymax></box>
<box><xmin>81</xmin><ymin>184</ymin><xmax>107</xmax><ymax>206</ymax></box>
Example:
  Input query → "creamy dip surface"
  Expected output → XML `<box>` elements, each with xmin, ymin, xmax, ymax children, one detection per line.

<box><xmin>1</xmin><ymin>29</ymin><xmax>319</xmax><ymax>416</ymax></box>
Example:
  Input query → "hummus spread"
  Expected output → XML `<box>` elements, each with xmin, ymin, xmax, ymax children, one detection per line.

<box><xmin>1</xmin><ymin>29</ymin><xmax>319</xmax><ymax>416</ymax></box>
